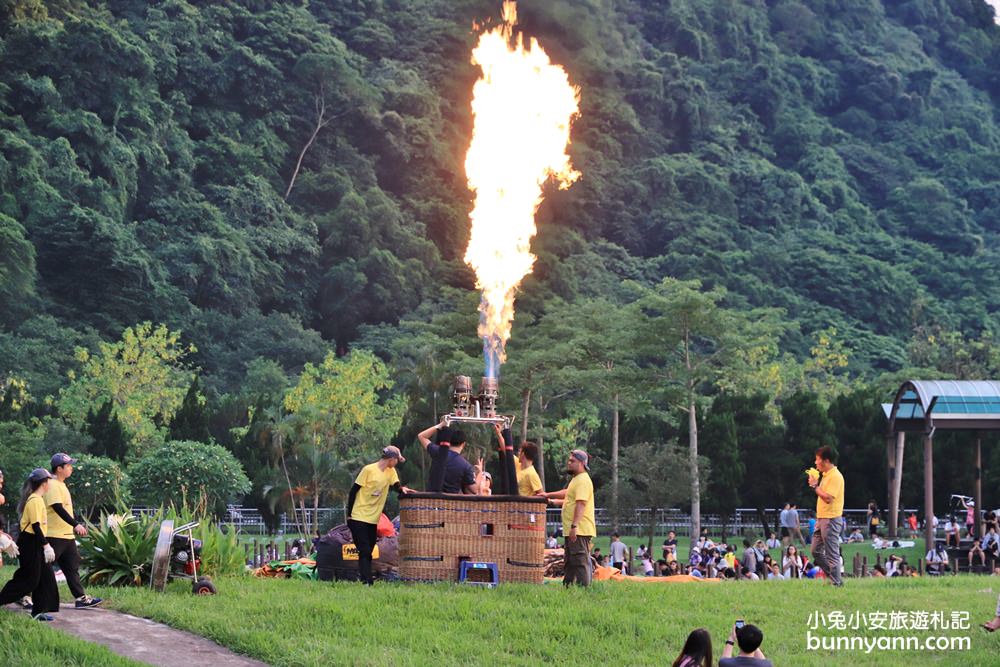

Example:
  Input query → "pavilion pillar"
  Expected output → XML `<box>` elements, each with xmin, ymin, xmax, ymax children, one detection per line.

<box><xmin>923</xmin><ymin>432</ymin><xmax>935</xmax><ymax>549</ymax></box>
<box><xmin>975</xmin><ymin>435</ymin><xmax>983</xmax><ymax>540</ymax></box>
<box><xmin>889</xmin><ymin>431</ymin><xmax>905</xmax><ymax>538</ymax></box>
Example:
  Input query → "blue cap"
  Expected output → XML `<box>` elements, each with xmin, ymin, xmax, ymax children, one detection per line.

<box><xmin>50</xmin><ymin>453</ymin><xmax>77</xmax><ymax>468</ymax></box>
<box><xmin>29</xmin><ymin>468</ymin><xmax>55</xmax><ymax>483</ymax></box>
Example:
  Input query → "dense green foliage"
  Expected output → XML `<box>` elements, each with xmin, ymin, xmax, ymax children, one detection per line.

<box><xmin>126</xmin><ymin>440</ymin><xmax>251</xmax><ymax>511</ymax></box>
<box><xmin>3</xmin><ymin>1</ymin><xmax>1000</xmax><ymax>524</ymax></box>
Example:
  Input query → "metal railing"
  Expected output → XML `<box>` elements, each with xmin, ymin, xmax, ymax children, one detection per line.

<box><xmin>132</xmin><ymin>505</ymin><xmax>923</xmax><ymax>538</ymax></box>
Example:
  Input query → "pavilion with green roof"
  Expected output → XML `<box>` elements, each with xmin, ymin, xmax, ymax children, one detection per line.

<box><xmin>885</xmin><ymin>380</ymin><xmax>998</xmax><ymax>547</ymax></box>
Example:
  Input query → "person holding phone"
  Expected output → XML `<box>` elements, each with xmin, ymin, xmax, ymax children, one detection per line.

<box><xmin>720</xmin><ymin>621</ymin><xmax>773</xmax><ymax>666</ymax></box>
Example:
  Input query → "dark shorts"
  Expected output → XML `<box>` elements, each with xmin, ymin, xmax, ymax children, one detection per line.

<box><xmin>780</xmin><ymin>527</ymin><xmax>791</xmax><ymax>537</ymax></box>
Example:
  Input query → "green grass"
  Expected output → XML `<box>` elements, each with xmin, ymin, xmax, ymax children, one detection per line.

<box><xmin>0</xmin><ymin>602</ymin><xmax>143</xmax><ymax>666</ymax></box>
<box><xmin>6</xmin><ymin>553</ymin><xmax>999</xmax><ymax>666</ymax></box>
<box><xmin>80</xmin><ymin>573</ymin><xmax>999</xmax><ymax>666</ymax></box>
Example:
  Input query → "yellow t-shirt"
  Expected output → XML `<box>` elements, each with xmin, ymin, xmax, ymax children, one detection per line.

<box><xmin>817</xmin><ymin>466</ymin><xmax>845</xmax><ymax>519</ymax></box>
<box><xmin>19</xmin><ymin>493</ymin><xmax>47</xmax><ymax>535</ymax></box>
<box><xmin>350</xmin><ymin>463</ymin><xmax>399</xmax><ymax>525</ymax></box>
<box><xmin>44</xmin><ymin>478</ymin><xmax>75</xmax><ymax>539</ymax></box>
<box><xmin>515</xmin><ymin>458</ymin><xmax>542</xmax><ymax>496</ymax></box>
<box><xmin>562</xmin><ymin>472</ymin><xmax>596</xmax><ymax>537</ymax></box>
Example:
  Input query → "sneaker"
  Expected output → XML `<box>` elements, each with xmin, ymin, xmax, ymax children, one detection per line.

<box><xmin>32</xmin><ymin>613</ymin><xmax>54</xmax><ymax>622</ymax></box>
<box><xmin>20</xmin><ymin>596</ymin><xmax>32</xmax><ymax>609</ymax></box>
<box><xmin>75</xmin><ymin>595</ymin><xmax>103</xmax><ymax>608</ymax></box>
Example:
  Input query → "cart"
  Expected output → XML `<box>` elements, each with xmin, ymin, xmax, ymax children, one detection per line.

<box><xmin>150</xmin><ymin>519</ymin><xmax>217</xmax><ymax>595</ymax></box>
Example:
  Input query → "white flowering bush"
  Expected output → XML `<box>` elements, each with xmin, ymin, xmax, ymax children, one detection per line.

<box><xmin>126</xmin><ymin>440</ymin><xmax>251</xmax><ymax>512</ymax></box>
<box><xmin>67</xmin><ymin>454</ymin><xmax>130</xmax><ymax>518</ymax></box>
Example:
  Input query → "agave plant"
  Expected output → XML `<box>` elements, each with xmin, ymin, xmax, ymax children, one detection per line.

<box><xmin>79</xmin><ymin>512</ymin><xmax>160</xmax><ymax>586</ymax></box>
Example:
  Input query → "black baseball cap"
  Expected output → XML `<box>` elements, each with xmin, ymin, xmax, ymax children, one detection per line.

<box><xmin>29</xmin><ymin>468</ymin><xmax>55</xmax><ymax>483</ymax></box>
<box><xmin>51</xmin><ymin>453</ymin><xmax>77</xmax><ymax>468</ymax></box>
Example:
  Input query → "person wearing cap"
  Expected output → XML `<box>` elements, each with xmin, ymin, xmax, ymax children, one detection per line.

<box><xmin>346</xmin><ymin>446</ymin><xmax>413</xmax><ymax>585</ymax></box>
<box><xmin>0</xmin><ymin>468</ymin><xmax>59</xmax><ymax>620</ymax></box>
<box><xmin>541</xmin><ymin>449</ymin><xmax>596</xmax><ymax>586</ymax></box>
<box><xmin>417</xmin><ymin>421</ymin><xmax>479</xmax><ymax>495</ymax></box>
<box><xmin>45</xmin><ymin>453</ymin><xmax>102</xmax><ymax>608</ymax></box>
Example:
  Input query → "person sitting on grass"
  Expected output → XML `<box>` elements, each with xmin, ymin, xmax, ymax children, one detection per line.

<box><xmin>969</xmin><ymin>539</ymin><xmax>988</xmax><ymax>570</ymax></box>
<box><xmin>766</xmin><ymin>563</ymin><xmax>784</xmax><ymax>580</ymax></box>
<box><xmin>668</xmin><ymin>560</ymin><xmax>682</xmax><ymax>576</ymax></box>
<box><xmin>686</xmin><ymin>564</ymin><xmax>704</xmax><ymax>578</ymax></box>
<box><xmin>657</xmin><ymin>559</ymin><xmax>670</xmax><ymax>576</ymax></box>
<box><xmin>642</xmin><ymin>555</ymin><xmax>654</xmax><ymax>576</ymax></box>
<box><xmin>872</xmin><ymin>564</ymin><xmax>887</xmax><ymax>577</ymax></box>
<box><xmin>720</xmin><ymin>623</ymin><xmax>773</xmax><ymax>666</ymax></box>
<box><xmin>871</xmin><ymin>533</ymin><xmax>888</xmax><ymax>549</ymax></box>
<box><xmin>741</xmin><ymin>565</ymin><xmax>759</xmax><ymax>581</ymax></box>
<box><xmin>671</xmin><ymin>628</ymin><xmax>713</xmax><ymax>667</ymax></box>
<box><xmin>925</xmin><ymin>542</ymin><xmax>951</xmax><ymax>575</ymax></box>
<box><xmin>782</xmin><ymin>544</ymin><xmax>803</xmax><ymax>579</ymax></box>
<box><xmin>885</xmin><ymin>554</ymin><xmax>902</xmax><ymax>577</ymax></box>
<box><xmin>847</xmin><ymin>528</ymin><xmax>864</xmax><ymax>543</ymax></box>
<box><xmin>546</xmin><ymin>533</ymin><xmax>559</xmax><ymax>549</ymax></box>
<box><xmin>765</xmin><ymin>532</ymin><xmax>780</xmax><ymax>550</ymax></box>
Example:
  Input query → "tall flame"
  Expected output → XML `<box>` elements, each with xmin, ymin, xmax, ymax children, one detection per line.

<box><xmin>464</xmin><ymin>0</ymin><xmax>580</xmax><ymax>379</ymax></box>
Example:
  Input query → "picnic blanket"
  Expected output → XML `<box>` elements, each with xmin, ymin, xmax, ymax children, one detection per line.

<box><xmin>253</xmin><ymin>558</ymin><xmax>317</xmax><ymax>580</ymax></box>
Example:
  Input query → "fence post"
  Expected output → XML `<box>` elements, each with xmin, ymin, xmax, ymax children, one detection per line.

<box><xmin>861</xmin><ymin>556</ymin><xmax>868</xmax><ymax>577</ymax></box>
<box><xmin>852</xmin><ymin>552</ymin><xmax>861</xmax><ymax>577</ymax></box>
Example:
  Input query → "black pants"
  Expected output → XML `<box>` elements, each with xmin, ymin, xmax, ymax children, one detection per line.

<box><xmin>347</xmin><ymin>519</ymin><xmax>378</xmax><ymax>585</ymax></box>
<box><xmin>0</xmin><ymin>532</ymin><xmax>59</xmax><ymax>615</ymax></box>
<box><xmin>49</xmin><ymin>537</ymin><xmax>85</xmax><ymax>598</ymax></box>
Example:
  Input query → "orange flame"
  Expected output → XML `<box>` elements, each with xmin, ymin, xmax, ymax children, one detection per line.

<box><xmin>464</xmin><ymin>0</ymin><xmax>580</xmax><ymax>378</ymax></box>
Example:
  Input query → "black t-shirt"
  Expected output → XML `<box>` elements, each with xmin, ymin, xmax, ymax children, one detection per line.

<box><xmin>427</xmin><ymin>443</ymin><xmax>476</xmax><ymax>493</ymax></box>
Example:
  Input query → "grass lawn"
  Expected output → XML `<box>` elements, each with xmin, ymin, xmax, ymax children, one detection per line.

<box><xmin>6</xmin><ymin>548</ymin><xmax>998</xmax><ymax>667</ymax></box>
<box><xmin>0</xmin><ymin>599</ymin><xmax>142</xmax><ymax>666</ymax></box>
<box><xmin>78</xmin><ymin>573</ymin><xmax>1000</xmax><ymax>666</ymax></box>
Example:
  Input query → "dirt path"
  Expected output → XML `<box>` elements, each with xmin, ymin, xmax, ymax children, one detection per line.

<box><xmin>8</xmin><ymin>603</ymin><xmax>270</xmax><ymax>667</ymax></box>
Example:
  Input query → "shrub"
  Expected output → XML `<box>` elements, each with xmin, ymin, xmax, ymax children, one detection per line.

<box><xmin>126</xmin><ymin>440</ymin><xmax>251</xmax><ymax>512</ymax></box>
<box><xmin>79</xmin><ymin>513</ymin><xmax>159</xmax><ymax>586</ymax></box>
<box><xmin>66</xmin><ymin>453</ymin><xmax>130</xmax><ymax>518</ymax></box>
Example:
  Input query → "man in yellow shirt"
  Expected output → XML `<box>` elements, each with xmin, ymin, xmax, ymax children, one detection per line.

<box><xmin>45</xmin><ymin>453</ymin><xmax>103</xmax><ymax>608</ymax></box>
<box><xmin>346</xmin><ymin>446</ymin><xmax>413</xmax><ymax>585</ymax></box>
<box><xmin>809</xmin><ymin>446</ymin><xmax>845</xmax><ymax>587</ymax></box>
<box><xmin>515</xmin><ymin>442</ymin><xmax>543</xmax><ymax>496</ymax></box>
<box><xmin>541</xmin><ymin>449</ymin><xmax>596</xmax><ymax>586</ymax></box>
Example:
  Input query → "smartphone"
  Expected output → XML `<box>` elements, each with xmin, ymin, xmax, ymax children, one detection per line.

<box><xmin>735</xmin><ymin>619</ymin><xmax>745</xmax><ymax>629</ymax></box>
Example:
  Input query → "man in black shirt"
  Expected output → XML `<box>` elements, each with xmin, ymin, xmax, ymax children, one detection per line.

<box><xmin>417</xmin><ymin>421</ymin><xmax>479</xmax><ymax>494</ymax></box>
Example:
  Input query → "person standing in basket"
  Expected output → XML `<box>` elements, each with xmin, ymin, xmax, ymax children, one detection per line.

<box><xmin>44</xmin><ymin>453</ymin><xmax>102</xmax><ymax>608</ymax></box>
<box><xmin>346</xmin><ymin>446</ymin><xmax>412</xmax><ymax>585</ymax></box>
<box><xmin>0</xmin><ymin>469</ymin><xmax>59</xmax><ymax>620</ymax></box>
<box><xmin>541</xmin><ymin>450</ymin><xmax>596</xmax><ymax>587</ymax></box>
<box><xmin>809</xmin><ymin>446</ymin><xmax>845</xmax><ymax>586</ymax></box>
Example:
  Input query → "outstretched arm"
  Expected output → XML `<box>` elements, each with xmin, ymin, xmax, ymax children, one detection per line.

<box><xmin>418</xmin><ymin>421</ymin><xmax>446</xmax><ymax>449</ymax></box>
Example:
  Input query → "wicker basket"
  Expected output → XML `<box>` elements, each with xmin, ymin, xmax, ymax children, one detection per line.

<box><xmin>399</xmin><ymin>493</ymin><xmax>548</xmax><ymax>584</ymax></box>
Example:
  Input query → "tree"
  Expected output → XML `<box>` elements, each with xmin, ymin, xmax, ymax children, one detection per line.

<box><xmin>66</xmin><ymin>454</ymin><xmax>129</xmax><ymax>519</ymax></box>
<box><xmin>169</xmin><ymin>377</ymin><xmax>211</xmax><ymax>443</ymax></box>
<box><xmin>58</xmin><ymin>323</ymin><xmax>195</xmax><ymax>456</ymax></box>
<box><xmin>281</xmin><ymin>350</ymin><xmax>406</xmax><ymax>518</ymax></box>
<box><xmin>621</xmin><ymin>441</ymin><xmax>703</xmax><ymax>554</ymax></box>
<box><xmin>701</xmin><ymin>407</ymin><xmax>742</xmax><ymax>541</ymax></box>
<box><xmin>634</xmin><ymin>278</ymin><xmax>784</xmax><ymax>544</ymax></box>
<box><xmin>127</xmin><ymin>440</ymin><xmax>251</xmax><ymax>513</ymax></box>
<box><xmin>85</xmin><ymin>401</ymin><xmax>129</xmax><ymax>462</ymax></box>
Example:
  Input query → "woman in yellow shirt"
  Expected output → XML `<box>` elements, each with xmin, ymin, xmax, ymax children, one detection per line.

<box><xmin>0</xmin><ymin>468</ymin><xmax>59</xmax><ymax>621</ymax></box>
